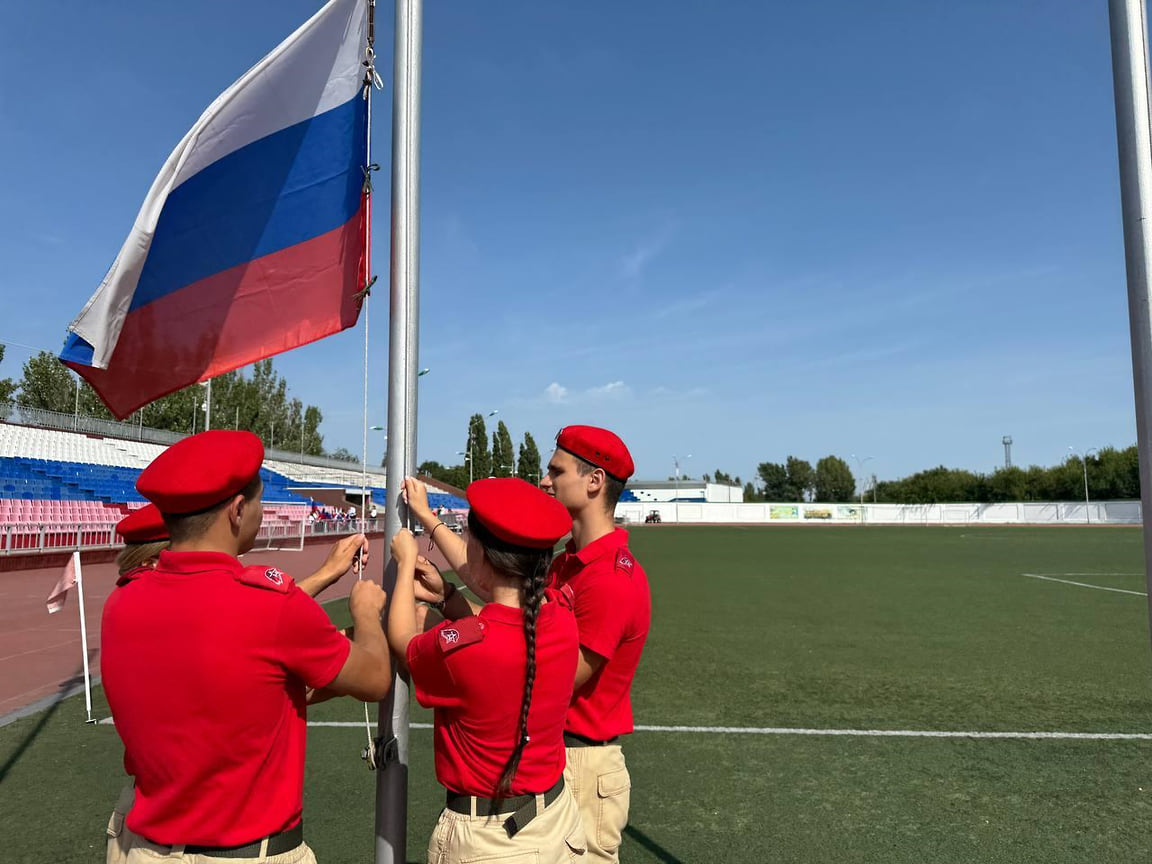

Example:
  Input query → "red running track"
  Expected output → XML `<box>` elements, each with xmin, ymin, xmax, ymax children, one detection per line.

<box><xmin>0</xmin><ymin>536</ymin><xmax>453</xmax><ymax>721</ymax></box>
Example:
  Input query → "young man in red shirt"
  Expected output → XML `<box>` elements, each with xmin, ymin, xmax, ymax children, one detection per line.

<box><xmin>539</xmin><ymin>426</ymin><xmax>650</xmax><ymax>864</ymax></box>
<box><xmin>102</xmin><ymin>430</ymin><xmax>391</xmax><ymax>864</ymax></box>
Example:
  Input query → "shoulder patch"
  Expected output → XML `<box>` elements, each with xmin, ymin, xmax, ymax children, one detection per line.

<box><xmin>615</xmin><ymin>549</ymin><xmax>636</xmax><ymax>575</ymax></box>
<box><xmin>558</xmin><ymin>583</ymin><xmax>576</xmax><ymax>608</ymax></box>
<box><xmin>237</xmin><ymin>565</ymin><xmax>295</xmax><ymax>594</ymax></box>
<box><xmin>115</xmin><ymin>566</ymin><xmax>151</xmax><ymax>587</ymax></box>
<box><xmin>438</xmin><ymin>616</ymin><xmax>486</xmax><ymax>654</ymax></box>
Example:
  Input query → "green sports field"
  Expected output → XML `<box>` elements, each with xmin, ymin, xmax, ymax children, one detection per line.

<box><xmin>3</xmin><ymin>526</ymin><xmax>1152</xmax><ymax>862</ymax></box>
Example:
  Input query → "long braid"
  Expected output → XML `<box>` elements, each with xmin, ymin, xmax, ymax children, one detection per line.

<box><xmin>494</xmin><ymin>553</ymin><xmax>550</xmax><ymax>805</ymax></box>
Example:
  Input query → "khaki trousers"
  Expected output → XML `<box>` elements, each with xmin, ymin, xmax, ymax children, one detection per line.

<box><xmin>563</xmin><ymin>745</ymin><xmax>631</xmax><ymax>864</ymax></box>
<box><xmin>107</xmin><ymin>785</ymin><xmax>137</xmax><ymax>864</ymax></box>
<box><xmin>106</xmin><ymin>788</ymin><xmax>317</xmax><ymax>864</ymax></box>
<box><xmin>426</xmin><ymin>782</ymin><xmax>586</xmax><ymax>864</ymax></box>
<box><xmin>123</xmin><ymin>839</ymin><xmax>317</xmax><ymax>864</ymax></box>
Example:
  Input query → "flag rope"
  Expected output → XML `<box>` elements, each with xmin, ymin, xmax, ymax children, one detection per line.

<box><xmin>358</xmin><ymin>0</ymin><xmax>383</xmax><ymax>772</ymax></box>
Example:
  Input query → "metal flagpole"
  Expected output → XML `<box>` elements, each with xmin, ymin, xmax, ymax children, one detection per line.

<box><xmin>73</xmin><ymin>552</ymin><xmax>95</xmax><ymax>723</ymax></box>
<box><xmin>375</xmin><ymin>0</ymin><xmax>422</xmax><ymax>860</ymax></box>
<box><xmin>1108</xmin><ymin>0</ymin><xmax>1152</xmax><ymax>646</ymax></box>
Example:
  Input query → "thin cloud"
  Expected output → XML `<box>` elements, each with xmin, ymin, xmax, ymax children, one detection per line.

<box><xmin>619</xmin><ymin>226</ymin><xmax>675</xmax><ymax>280</ymax></box>
<box><xmin>540</xmin><ymin>380</ymin><xmax>631</xmax><ymax>404</ymax></box>
<box><xmin>544</xmin><ymin>382</ymin><xmax>570</xmax><ymax>403</ymax></box>
<box><xmin>653</xmin><ymin>289</ymin><xmax>722</xmax><ymax>320</ymax></box>
<box><xmin>587</xmin><ymin>380</ymin><xmax>629</xmax><ymax>398</ymax></box>
<box><xmin>651</xmin><ymin>385</ymin><xmax>709</xmax><ymax>399</ymax></box>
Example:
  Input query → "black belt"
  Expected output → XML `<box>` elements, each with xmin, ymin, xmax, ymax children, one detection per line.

<box><xmin>152</xmin><ymin>822</ymin><xmax>304</xmax><ymax>859</ymax></box>
<box><xmin>445</xmin><ymin>776</ymin><xmax>565</xmax><ymax>838</ymax></box>
<box><xmin>564</xmin><ymin>731</ymin><xmax>619</xmax><ymax>747</ymax></box>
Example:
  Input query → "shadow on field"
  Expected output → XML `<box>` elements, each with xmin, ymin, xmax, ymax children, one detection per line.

<box><xmin>625</xmin><ymin>824</ymin><xmax>684</xmax><ymax>863</ymax></box>
<box><xmin>0</xmin><ymin>664</ymin><xmax>87</xmax><ymax>784</ymax></box>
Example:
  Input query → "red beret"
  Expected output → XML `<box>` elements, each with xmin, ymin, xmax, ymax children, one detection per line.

<box><xmin>136</xmin><ymin>430</ymin><xmax>264</xmax><ymax>514</ymax></box>
<box><xmin>555</xmin><ymin>425</ymin><xmax>634</xmax><ymax>481</ymax></box>
<box><xmin>466</xmin><ymin>478</ymin><xmax>572</xmax><ymax>549</ymax></box>
<box><xmin>117</xmin><ymin>504</ymin><xmax>169</xmax><ymax>543</ymax></box>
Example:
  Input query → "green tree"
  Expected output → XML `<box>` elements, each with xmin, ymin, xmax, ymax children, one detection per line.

<box><xmin>757</xmin><ymin>462</ymin><xmax>789</xmax><ymax>500</ymax></box>
<box><xmin>814</xmin><ymin>455</ymin><xmax>856</xmax><ymax>502</ymax></box>
<box><xmin>465</xmin><ymin>414</ymin><xmax>492</xmax><ymax>480</ymax></box>
<box><xmin>517</xmin><ymin>432</ymin><xmax>542</xmax><ymax>483</ymax></box>
<box><xmin>419</xmin><ymin>459</ymin><xmax>449</xmax><ymax>477</ymax></box>
<box><xmin>987</xmin><ymin>466</ymin><xmax>1028</xmax><ymax>502</ymax></box>
<box><xmin>785</xmin><ymin>456</ymin><xmax>815</xmax><ymax>502</ymax></box>
<box><xmin>492</xmin><ymin>421</ymin><xmax>515</xmax><ymax>477</ymax></box>
<box><xmin>329</xmin><ymin>447</ymin><xmax>359</xmax><ymax>463</ymax></box>
<box><xmin>0</xmin><ymin>346</ymin><xmax>17</xmax><ymax>407</ymax></box>
<box><xmin>420</xmin><ymin>459</ymin><xmax>470</xmax><ymax>491</ymax></box>
<box><xmin>743</xmin><ymin>481</ymin><xmax>764</xmax><ymax>503</ymax></box>
<box><xmin>17</xmin><ymin>351</ymin><xmax>82</xmax><ymax>413</ymax></box>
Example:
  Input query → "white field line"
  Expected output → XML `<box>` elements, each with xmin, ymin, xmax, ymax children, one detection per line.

<box><xmin>1023</xmin><ymin>573</ymin><xmax>1147</xmax><ymax>597</ymax></box>
<box><xmin>140</xmin><ymin>719</ymin><xmax>1147</xmax><ymax>741</ymax></box>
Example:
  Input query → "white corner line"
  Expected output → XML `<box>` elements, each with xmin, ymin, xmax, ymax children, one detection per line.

<box><xmin>1023</xmin><ymin>573</ymin><xmax>1147</xmax><ymax>597</ymax></box>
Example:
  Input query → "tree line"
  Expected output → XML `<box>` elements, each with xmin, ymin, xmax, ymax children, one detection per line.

<box><xmin>729</xmin><ymin>448</ymin><xmax>1142</xmax><ymax>504</ymax></box>
<box><xmin>419</xmin><ymin>413</ymin><xmax>542</xmax><ymax>490</ymax></box>
<box><xmin>2</xmin><ymin>350</ymin><xmax>342</xmax><ymax>459</ymax></box>
<box><xmin>869</xmin><ymin>447</ymin><xmax>1140</xmax><ymax>503</ymax></box>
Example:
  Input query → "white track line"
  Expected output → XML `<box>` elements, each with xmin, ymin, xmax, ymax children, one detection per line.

<box><xmin>1023</xmin><ymin>573</ymin><xmax>1147</xmax><ymax>597</ymax></box>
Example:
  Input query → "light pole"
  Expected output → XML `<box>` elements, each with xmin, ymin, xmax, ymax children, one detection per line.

<box><xmin>73</xmin><ymin>374</ymin><xmax>80</xmax><ymax>430</ymax></box>
<box><xmin>1069</xmin><ymin>446</ymin><xmax>1098</xmax><ymax>524</ymax></box>
<box><xmin>202</xmin><ymin>379</ymin><xmax>212</xmax><ymax>431</ymax></box>
<box><xmin>464</xmin><ymin>409</ymin><xmax>498</xmax><ymax>484</ymax></box>
<box><xmin>456</xmin><ymin>451</ymin><xmax>472</xmax><ymax>484</ymax></box>
<box><xmin>851</xmin><ymin>454</ymin><xmax>873</xmax><ymax>524</ymax></box>
<box><xmin>672</xmin><ymin>453</ymin><xmax>692</xmax><ymax>523</ymax></box>
<box><xmin>270</xmin><ymin>421</ymin><xmax>275</xmax><ymax>450</ymax></box>
<box><xmin>366</xmin><ymin>426</ymin><xmax>386</xmax><ymax>521</ymax></box>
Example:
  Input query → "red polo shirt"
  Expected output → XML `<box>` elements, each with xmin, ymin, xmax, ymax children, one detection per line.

<box><xmin>407</xmin><ymin>589</ymin><xmax>578</xmax><ymax>796</ymax></box>
<box><xmin>549</xmin><ymin>529</ymin><xmax>650</xmax><ymax>740</ymax></box>
<box><xmin>101</xmin><ymin>550</ymin><xmax>350</xmax><ymax>846</ymax></box>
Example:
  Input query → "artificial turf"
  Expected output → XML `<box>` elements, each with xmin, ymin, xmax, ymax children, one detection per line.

<box><xmin>3</xmin><ymin>526</ymin><xmax>1151</xmax><ymax>862</ymax></box>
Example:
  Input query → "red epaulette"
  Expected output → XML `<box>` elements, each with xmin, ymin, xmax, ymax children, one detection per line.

<box><xmin>115</xmin><ymin>566</ymin><xmax>151</xmax><ymax>587</ymax></box>
<box><xmin>437</xmin><ymin>617</ymin><xmax>486</xmax><ymax>654</ymax></box>
<box><xmin>614</xmin><ymin>548</ymin><xmax>636</xmax><ymax>576</ymax></box>
<box><xmin>557</xmin><ymin>583</ymin><xmax>576</xmax><ymax>609</ymax></box>
<box><xmin>236</xmin><ymin>565</ymin><xmax>295</xmax><ymax>594</ymax></box>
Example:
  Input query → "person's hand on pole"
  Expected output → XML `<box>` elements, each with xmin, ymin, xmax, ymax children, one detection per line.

<box><xmin>348</xmin><ymin>578</ymin><xmax>387</xmax><ymax>621</ymax></box>
<box><xmin>401</xmin><ymin>477</ymin><xmax>435</xmax><ymax>528</ymax></box>
<box><xmin>413</xmin><ymin>555</ymin><xmax>445</xmax><ymax>603</ymax></box>
<box><xmin>299</xmin><ymin>533</ymin><xmax>370</xmax><ymax>597</ymax></box>
<box><xmin>391</xmin><ymin>527</ymin><xmax>418</xmax><ymax>566</ymax></box>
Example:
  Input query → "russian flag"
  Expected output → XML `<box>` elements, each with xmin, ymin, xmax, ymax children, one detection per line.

<box><xmin>62</xmin><ymin>0</ymin><xmax>370</xmax><ymax>418</ymax></box>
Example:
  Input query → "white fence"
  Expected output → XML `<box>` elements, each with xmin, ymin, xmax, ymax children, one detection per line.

<box><xmin>616</xmin><ymin>500</ymin><xmax>1143</xmax><ymax>526</ymax></box>
<box><xmin>0</xmin><ymin>518</ymin><xmax>387</xmax><ymax>556</ymax></box>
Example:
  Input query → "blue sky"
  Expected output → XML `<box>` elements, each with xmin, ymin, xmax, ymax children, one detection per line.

<box><xmin>0</xmin><ymin>0</ymin><xmax>1137</xmax><ymax>485</ymax></box>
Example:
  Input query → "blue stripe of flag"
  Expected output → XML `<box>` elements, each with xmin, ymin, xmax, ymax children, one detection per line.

<box><xmin>129</xmin><ymin>94</ymin><xmax>367</xmax><ymax>312</ymax></box>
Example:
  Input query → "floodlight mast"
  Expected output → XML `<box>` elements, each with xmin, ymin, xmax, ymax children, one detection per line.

<box><xmin>1108</xmin><ymin>0</ymin><xmax>1152</xmax><ymax>651</ymax></box>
